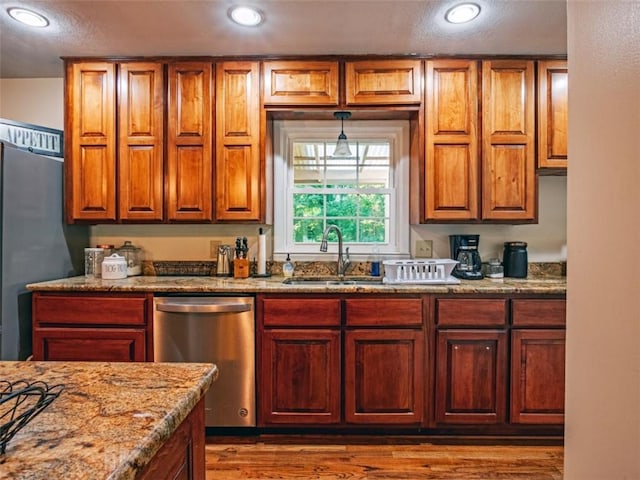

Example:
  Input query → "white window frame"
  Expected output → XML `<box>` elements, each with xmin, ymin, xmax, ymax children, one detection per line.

<box><xmin>273</xmin><ymin>119</ymin><xmax>410</xmax><ymax>261</ymax></box>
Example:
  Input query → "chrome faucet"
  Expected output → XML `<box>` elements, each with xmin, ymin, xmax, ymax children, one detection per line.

<box><xmin>320</xmin><ymin>225</ymin><xmax>351</xmax><ymax>277</ymax></box>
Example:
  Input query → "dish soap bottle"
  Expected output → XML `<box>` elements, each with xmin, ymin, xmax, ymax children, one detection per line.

<box><xmin>282</xmin><ymin>254</ymin><xmax>295</xmax><ymax>278</ymax></box>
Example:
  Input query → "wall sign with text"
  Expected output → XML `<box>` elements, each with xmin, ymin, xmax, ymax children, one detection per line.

<box><xmin>0</xmin><ymin>118</ymin><xmax>63</xmax><ymax>158</ymax></box>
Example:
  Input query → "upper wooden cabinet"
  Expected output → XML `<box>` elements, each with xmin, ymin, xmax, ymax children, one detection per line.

<box><xmin>65</xmin><ymin>61</ymin><xmax>117</xmax><ymax>223</ymax></box>
<box><xmin>424</xmin><ymin>59</ymin><xmax>480</xmax><ymax>221</ymax></box>
<box><xmin>166</xmin><ymin>62</ymin><xmax>214</xmax><ymax>222</ymax></box>
<box><xmin>537</xmin><ymin>60</ymin><xmax>568</xmax><ymax>169</ymax></box>
<box><xmin>118</xmin><ymin>62</ymin><xmax>164</xmax><ymax>222</ymax></box>
<box><xmin>481</xmin><ymin>60</ymin><xmax>537</xmax><ymax>221</ymax></box>
<box><xmin>262</xmin><ymin>59</ymin><xmax>420</xmax><ymax>107</ymax></box>
<box><xmin>423</xmin><ymin>59</ymin><xmax>538</xmax><ymax>223</ymax></box>
<box><xmin>345</xmin><ymin>60</ymin><xmax>422</xmax><ymax>105</ymax></box>
<box><xmin>215</xmin><ymin>61</ymin><xmax>263</xmax><ymax>222</ymax></box>
<box><xmin>263</xmin><ymin>60</ymin><xmax>339</xmax><ymax>106</ymax></box>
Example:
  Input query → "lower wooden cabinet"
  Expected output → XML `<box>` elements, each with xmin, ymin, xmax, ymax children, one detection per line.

<box><xmin>138</xmin><ymin>397</ymin><xmax>205</xmax><ymax>480</ymax></box>
<box><xmin>258</xmin><ymin>294</ymin><xmax>425</xmax><ymax>428</ymax></box>
<box><xmin>434</xmin><ymin>330</ymin><xmax>507</xmax><ymax>425</ymax></box>
<box><xmin>259</xmin><ymin>329</ymin><xmax>341</xmax><ymax>425</ymax></box>
<box><xmin>433</xmin><ymin>295</ymin><xmax>565</xmax><ymax>430</ymax></box>
<box><xmin>31</xmin><ymin>292</ymin><xmax>152</xmax><ymax>361</ymax></box>
<box><xmin>510</xmin><ymin>298</ymin><xmax>566</xmax><ymax>425</ymax></box>
<box><xmin>510</xmin><ymin>329</ymin><xmax>565</xmax><ymax>425</ymax></box>
<box><xmin>345</xmin><ymin>329</ymin><xmax>424</xmax><ymax>424</ymax></box>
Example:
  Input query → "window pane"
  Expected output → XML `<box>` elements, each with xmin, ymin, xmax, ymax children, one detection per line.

<box><xmin>359</xmin><ymin>193</ymin><xmax>388</xmax><ymax>217</ymax></box>
<box><xmin>359</xmin><ymin>219</ymin><xmax>387</xmax><ymax>243</ymax></box>
<box><xmin>326</xmin><ymin>219</ymin><xmax>357</xmax><ymax>242</ymax></box>
<box><xmin>293</xmin><ymin>193</ymin><xmax>324</xmax><ymax>217</ymax></box>
<box><xmin>326</xmin><ymin>193</ymin><xmax>358</xmax><ymax>217</ymax></box>
<box><xmin>360</xmin><ymin>165</ymin><xmax>389</xmax><ymax>188</ymax></box>
<box><xmin>293</xmin><ymin>219</ymin><xmax>324</xmax><ymax>243</ymax></box>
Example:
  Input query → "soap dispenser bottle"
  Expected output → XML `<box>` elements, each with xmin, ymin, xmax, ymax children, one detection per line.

<box><xmin>282</xmin><ymin>254</ymin><xmax>295</xmax><ymax>277</ymax></box>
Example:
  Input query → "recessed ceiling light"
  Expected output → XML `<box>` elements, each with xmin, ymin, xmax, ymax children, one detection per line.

<box><xmin>228</xmin><ymin>6</ymin><xmax>264</xmax><ymax>27</ymax></box>
<box><xmin>445</xmin><ymin>3</ymin><xmax>481</xmax><ymax>24</ymax></box>
<box><xmin>7</xmin><ymin>7</ymin><xmax>49</xmax><ymax>27</ymax></box>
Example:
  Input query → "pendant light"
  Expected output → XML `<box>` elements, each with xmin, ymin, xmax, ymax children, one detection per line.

<box><xmin>333</xmin><ymin>111</ymin><xmax>353</xmax><ymax>157</ymax></box>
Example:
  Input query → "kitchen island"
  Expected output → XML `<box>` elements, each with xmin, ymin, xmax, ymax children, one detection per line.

<box><xmin>0</xmin><ymin>361</ymin><xmax>218</xmax><ymax>480</ymax></box>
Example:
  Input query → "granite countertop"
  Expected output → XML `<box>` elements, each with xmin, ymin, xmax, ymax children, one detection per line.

<box><xmin>27</xmin><ymin>274</ymin><xmax>566</xmax><ymax>295</ymax></box>
<box><xmin>0</xmin><ymin>361</ymin><xmax>218</xmax><ymax>480</ymax></box>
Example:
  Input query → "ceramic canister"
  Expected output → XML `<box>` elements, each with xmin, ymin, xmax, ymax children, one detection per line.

<box><xmin>101</xmin><ymin>254</ymin><xmax>128</xmax><ymax>279</ymax></box>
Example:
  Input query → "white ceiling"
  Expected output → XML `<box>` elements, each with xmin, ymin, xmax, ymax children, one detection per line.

<box><xmin>0</xmin><ymin>0</ymin><xmax>567</xmax><ymax>79</ymax></box>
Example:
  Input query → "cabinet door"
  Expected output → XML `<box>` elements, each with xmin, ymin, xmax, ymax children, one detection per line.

<box><xmin>345</xmin><ymin>60</ymin><xmax>422</xmax><ymax>105</ymax></box>
<box><xmin>537</xmin><ymin>60</ymin><xmax>568</xmax><ymax>169</ymax></box>
<box><xmin>32</xmin><ymin>327</ymin><xmax>146</xmax><ymax>361</ymax></box>
<box><xmin>66</xmin><ymin>61</ymin><xmax>116</xmax><ymax>222</ymax></box>
<box><xmin>167</xmin><ymin>62</ymin><xmax>213</xmax><ymax>221</ymax></box>
<box><xmin>481</xmin><ymin>60</ymin><xmax>536</xmax><ymax>221</ymax></box>
<box><xmin>215</xmin><ymin>61</ymin><xmax>263</xmax><ymax>221</ymax></box>
<box><xmin>345</xmin><ymin>329</ymin><xmax>424</xmax><ymax>424</ymax></box>
<box><xmin>435</xmin><ymin>330</ymin><xmax>507</xmax><ymax>424</ymax></box>
<box><xmin>511</xmin><ymin>329</ymin><xmax>565</xmax><ymax>425</ymax></box>
<box><xmin>263</xmin><ymin>60</ymin><xmax>339</xmax><ymax>106</ymax></box>
<box><xmin>118</xmin><ymin>62</ymin><xmax>165</xmax><ymax>221</ymax></box>
<box><xmin>139</xmin><ymin>398</ymin><xmax>205</xmax><ymax>480</ymax></box>
<box><xmin>260</xmin><ymin>329</ymin><xmax>341</xmax><ymax>425</ymax></box>
<box><xmin>425</xmin><ymin>59</ymin><xmax>480</xmax><ymax>221</ymax></box>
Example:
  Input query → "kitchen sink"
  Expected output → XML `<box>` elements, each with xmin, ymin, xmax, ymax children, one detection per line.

<box><xmin>282</xmin><ymin>276</ymin><xmax>383</xmax><ymax>286</ymax></box>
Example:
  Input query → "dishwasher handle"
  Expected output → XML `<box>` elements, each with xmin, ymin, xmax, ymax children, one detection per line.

<box><xmin>155</xmin><ymin>300</ymin><xmax>251</xmax><ymax>314</ymax></box>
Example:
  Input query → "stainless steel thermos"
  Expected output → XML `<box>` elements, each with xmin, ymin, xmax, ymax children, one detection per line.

<box><xmin>503</xmin><ymin>241</ymin><xmax>528</xmax><ymax>278</ymax></box>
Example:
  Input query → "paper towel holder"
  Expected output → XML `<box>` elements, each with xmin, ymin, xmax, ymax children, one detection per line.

<box><xmin>253</xmin><ymin>227</ymin><xmax>271</xmax><ymax>278</ymax></box>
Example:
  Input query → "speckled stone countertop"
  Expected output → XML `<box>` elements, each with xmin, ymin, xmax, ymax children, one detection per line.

<box><xmin>0</xmin><ymin>361</ymin><xmax>217</xmax><ymax>480</ymax></box>
<box><xmin>27</xmin><ymin>274</ymin><xmax>566</xmax><ymax>295</ymax></box>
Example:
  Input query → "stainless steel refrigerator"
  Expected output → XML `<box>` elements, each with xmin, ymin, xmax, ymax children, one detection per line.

<box><xmin>0</xmin><ymin>141</ymin><xmax>88</xmax><ymax>360</ymax></box>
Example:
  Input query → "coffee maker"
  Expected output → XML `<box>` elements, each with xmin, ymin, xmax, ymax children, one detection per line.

<box><xmin>449</xmin><ymin>234</ymin><xmax>483</xmax><ymax>280</ymax></box>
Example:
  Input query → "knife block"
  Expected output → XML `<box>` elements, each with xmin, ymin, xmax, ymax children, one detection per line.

<box><xmin>233</xmin><ymin>258</ymin><xmax>250</xmax><ymax>278</ymax></box>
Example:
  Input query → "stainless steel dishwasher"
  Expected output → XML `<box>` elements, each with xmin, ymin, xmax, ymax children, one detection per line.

<box><xmin>153</xmin><ymin>296</ymin><xmax>255</xmax><ymax>427</ymax></box>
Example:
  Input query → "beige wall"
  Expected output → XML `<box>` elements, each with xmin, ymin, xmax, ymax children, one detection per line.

<box><xmin>0</xmin><ymin>78</ymin><xmax>64</xmax><ymax>129</ymax></box>
<box><xmin>564</xmin><ymin>1</ymin><xmax>640</xmax><ymax>478</ymax></box>
<box><xmin>413</xmin><ymin>176</ymin><xmax>567</xmax><ymax>262</ymax></box>
<box><xmin>91</xmin><ymin>176</ymin><xmax>565</xmax><ymax>263</ymax></box>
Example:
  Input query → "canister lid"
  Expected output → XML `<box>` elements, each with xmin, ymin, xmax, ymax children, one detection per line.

<box><xmin>102</xmin><ymin>253</ymin><xmax>126</xmax><ymax>263</ymax></box>
<box><xmin>504</xmin><ymin>241</ymin><xmax>527</xmax><ymax>248</ymax></box>
<box><xmin>116</xmin><ymin>240</ymin><xmax>140</xmax><ymax>251</ymax></box>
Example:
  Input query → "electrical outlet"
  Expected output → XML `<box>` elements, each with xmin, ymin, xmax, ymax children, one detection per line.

<box><xmin>210</xmin><ymin>240</ymin><xmax>220</xmax><ymax>259</ymax></box>
<box><xmin>415</xmin><ymin>240</ymin><xmax>433</xmax><ymax>258</ymax></box>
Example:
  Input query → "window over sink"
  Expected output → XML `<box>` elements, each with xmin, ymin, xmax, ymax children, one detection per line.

<box><xmin>273</xmin><ymin>120</ymin><xmax>409</xmax><ymax>260</ymax></box>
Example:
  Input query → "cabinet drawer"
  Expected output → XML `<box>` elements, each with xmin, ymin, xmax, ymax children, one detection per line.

<box><xmin>512</xmin><ymin>299</ymin><xmax>566</xmax><ymax>327</ymax></box>
<box><xmin>345</xmin><ymin>60</ymin><xmax>422</xmax><ymax>105</ymax></box>
<box><xmin>32</xmin><ymin>327</ymin><xmax>146</xmax><ymax>362</ymax></box>
<box><xmin>345</xmin><ymin>298</ymin><xmax>423</xmax><ymax>327</ymax></box>
<box><xmin>436</xmin><ymin>298</ymin><xmax>507</xmax><ymax>327</ymax></box>
<box><xmin>33</xmin><ymin>293</ymin><xmax>149</xmax><ymax>326</ymax></box>
<box><xmin>263</xmin><ymin>60</ymin><xmax>339</xmax><ymax>106</ymax></box>
<box><xmin>262</xmin><ymin>298</ymin><xmax>341</xmax><ymax>327</ymax></box>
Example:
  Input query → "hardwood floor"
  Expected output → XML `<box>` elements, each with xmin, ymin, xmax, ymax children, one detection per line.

<box><xmin>205</xmin><ymin>436</ymin><xmax>563</xmax><ymax>479</ymax></box>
